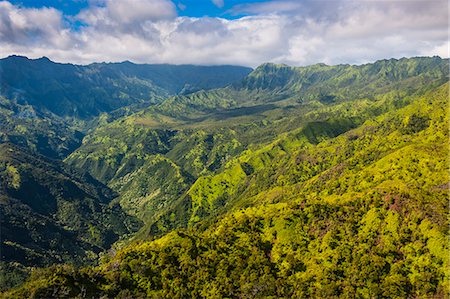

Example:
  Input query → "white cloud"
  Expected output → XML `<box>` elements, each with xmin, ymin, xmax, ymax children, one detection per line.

<box><xmin>228</xmin><ymin>0</ymin><xmax>302</xmax><ymax>15</ymax></box>
<box><xmin>211</xmin><ymin>0</ymin><xmax>224</xmax><ymax>9</ymax></box>
<box><xmin>0</xmin><ymin>1</ymin><xmax>71</xmax><ymax>47</ymax></box>
<box><xmin>0</xmin><ymin>0</ymin><xmax>447</xmax><ymax>67</ymax></box>
<box><xmin>77</xmin><ymin>0</ymin><xmax>177</xmax><ymax>30</ymax></box>
<box><xmin>420</xmin><ymin>41</ymin><xmax>449</xmax><ymax>58</ymax></box>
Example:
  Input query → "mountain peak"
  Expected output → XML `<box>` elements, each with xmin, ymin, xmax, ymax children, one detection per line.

<box><xmin>256</xmin><ymin>62</ymin><xmax>290</xmax><ymax>70</ymax></box>
<box><xmin>4</xmin><ymin>54</ymin><xmax>29</xmax><ymax>61</ymax></box>
<box><xmin>36</xmin><ymin>56</ymin><xmax>51</xmax><ymax>62</ymax></box>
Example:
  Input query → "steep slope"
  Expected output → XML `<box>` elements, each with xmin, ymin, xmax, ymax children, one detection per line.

<box><xmin>5</xmin><ymin>81</ymin><xmax>448</xmax><ymax>299</ymax></box>
<box><xmin>66</xmin><ymin>124</ymin><xmax>245</xmax><ymax>224</ymax></box>
<box><xmin>0</xmin><ymin>143</ymin><xmax>141</xmax><ymax>269</ymax></box>
<box><xmin>0</xmin><ymin>56</ymin><xmax>252</xmax><ymax>119</ymax></box>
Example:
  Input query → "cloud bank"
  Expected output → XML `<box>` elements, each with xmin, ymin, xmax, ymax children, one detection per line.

<box><xmin>0</xmin><ymin>0</ymin><xmax>447</xmax><ymax>66</ymax></box>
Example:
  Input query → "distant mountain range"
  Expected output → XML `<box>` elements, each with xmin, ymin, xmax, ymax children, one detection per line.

<box><xmin>0</xmin><ymin>55</ymin><xmax>252</xmax><ymax>119</ymax></box>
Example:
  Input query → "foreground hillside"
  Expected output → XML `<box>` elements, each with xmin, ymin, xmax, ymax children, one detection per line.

<box><xmin>4</xmin><ymin>69</ymin><xmax>449</xmax><ymax>297</ymax></box>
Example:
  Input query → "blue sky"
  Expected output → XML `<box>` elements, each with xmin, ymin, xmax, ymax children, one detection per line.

<box><xmin>7</xmin><ymin>0</ymin><xmax>269</xmax><ymax>19</ymax></box>
<box><xmin>8</xmin><ymin>0</ymin><xmax>88</xmax><ymax>16</ymax></box>
<box><xmin>1</xmin><ymin>0</ymin><xmax>448</xmax><ymax>66</ymax></box>
<box><xmin>176</xmin><ymin>0</ymin><xmax>269</xmax><ymax>19</ymax></box>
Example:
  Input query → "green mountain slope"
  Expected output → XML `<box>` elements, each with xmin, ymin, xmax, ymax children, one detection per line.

<box><xmin>116</xmin><ymin>56</ymin><xmax>447</xmax><ymax>127</ymax></box>
<box><xmin>5</xmin><ymin>79</ymin><xmax>448</xmax><ymax>299</ymax></box>
<box><xmin>240</xmin><ymin>57</ymin><xmax>447</xmax><ymax>97</ymax></box>
<box><xmin>1</xmin><ymin>56</ymin><xmax>448</xmax><ymax>297</ymax></box>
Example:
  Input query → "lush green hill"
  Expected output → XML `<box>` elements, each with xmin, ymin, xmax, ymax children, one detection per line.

<box><xmin>118</xmin><ymin>56</ymin><xmax>448</xmax><ymax>126</ymax></box>
<box><xmin>0</xmin><ymin>56</ymin><xmax>252</xmax><ymax>119</ymax></box>
<box><xmin>0</xmin><ymin>57</ymin><xmax>251</xmax><ymax>290</ymax></box>
<box><xmin>4</xmin><ymin>79</ymin><xmax>448</xmax><ymax>298</ymax></box>
<box><xmin>240</xmin><ymin>57</ymin><xmax>447</xmax><ymax>97</ymax></box>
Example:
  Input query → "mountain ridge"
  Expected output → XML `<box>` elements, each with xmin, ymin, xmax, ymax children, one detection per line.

<box><xmin>0</xmin><ymin>55</ymin><xmax>252</xmax><ymax>119</ymax></box>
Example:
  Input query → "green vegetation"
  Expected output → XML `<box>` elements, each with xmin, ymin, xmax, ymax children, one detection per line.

<box><xmin>65</xmin><ymin>56</ymin><xmax>449</xmax><ymax>237</ymax></box>
<box><xmin>0</xmin><ymin>56</ymin><xmax>448</xmax><ymax>297</ymax></box>
<box><xmin>4</xmin><ymin>81</ymin><xmax>448</xmax><ymax>298</ymax></box>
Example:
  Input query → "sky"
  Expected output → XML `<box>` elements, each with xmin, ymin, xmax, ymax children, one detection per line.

<box><xmin>0</xmin><ymin>0</ymin><xmax>448</xmax><ymax>67</ymax></box>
